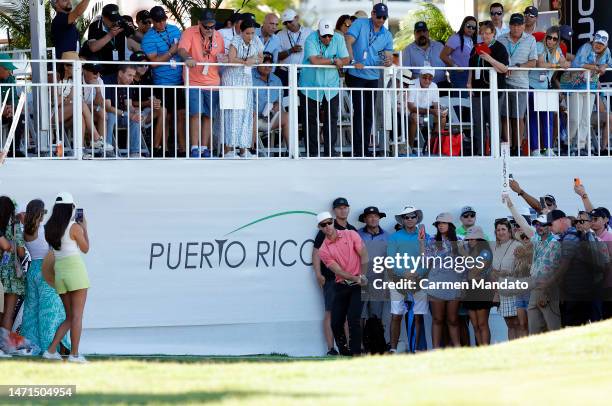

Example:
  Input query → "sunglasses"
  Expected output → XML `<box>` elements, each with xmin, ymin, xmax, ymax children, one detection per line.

<box><xmin>321</xmin><ymin>34</ymin><xmax>333</xmax><ymax>39</ymax></box>
<box><xmin>534</xmin><ymin>222</ymin><xmax>549</xmax><ymax>227</ymax></box>
<box><xmin>594</xmin><ymin>34</ymin><xmax>608</xmax><ymax>43</ymax></box>
<box><xmin>490</xmin><ymin>11</ymin><xmax>503</xmax><ymax>16</ymax></box>
<box><xmin>402</xmin><ymin>215</ymin><xmax>418</xmax><ymax>220</ymax></box>
<box><xmin>202</xmin><ymin>24</ymin><xmax>215</xmax><ymax>30</ymax></box>
<box><xmin>575</xmin><ymin>219</ymin><xmax>591</xmax><ymax>224</ymax></box>
<box><xmin>544</xmin><ymin>199</ymin><xmax>555</xmax><ymax>206</ymax></box>
<box><xmin>546</xmin><ymin>35</ymin><xmax>559</xmax><ymax>42</ymax></box>
<box><xmin>466</xmin><ymin>24</ymin><xmax>477</xmax><ymax>30</ymax></box>
<box><xmin>344</xmin><ymin>23</ymin><xmax>351</xmax><ymax>28</ymax></box>
<box><xmin>375</xmin><ymin>15</ymin><xmax>388</xmax><ymax>21</ymax></box>
<box><xmin>319</xmin><ymin>221</ymin><xmax>333</xmax><ymax>228</ymax></box>
<box><xmin>462</xmin><ymin>213</ymin><xmax>475</xmax><ymax>218</ymax></box>
<box><xmin>520</xmin><ymin>234</ymin><xmax>530</xmax><ymax>240</ymax></box>
<box><xmin>525</xmin><ymin>13</ymin><xmax>537</xmax><ymax>18</ymax></box>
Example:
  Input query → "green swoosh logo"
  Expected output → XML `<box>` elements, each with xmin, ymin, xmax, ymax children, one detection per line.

<box><xmin>225</xmin><ymin>211</ymin><xmax>317</xmax><ymax>236</ymax></box>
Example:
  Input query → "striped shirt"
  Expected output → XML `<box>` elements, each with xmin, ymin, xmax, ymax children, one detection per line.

<box><xmin>498</xmin><ymin>32</ymin><xmax>537</xmax><ymax>88</ymax></box>
<box><xmin>141</xmin><ymin>23</ymin><xmax>183</xmax><ymax>85</ymax></box>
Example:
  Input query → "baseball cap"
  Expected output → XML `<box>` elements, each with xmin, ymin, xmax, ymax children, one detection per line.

<box><xmin>524</xmin><ymin>6</ymin><xmax>539</xmax><ymax>17</ymax></box>
<box><xmin>55</xmin><ymin>192</ymin><xmax>75</xmax><ymax>205</ymax></box>
<box><xmin>83</xmin><ymin>60</ymin><xmax>103</xmax><ymax>72</ymax></box>
<box><xmin>358</xmin><ymin>206</ymin><xmax>386</xmax><ymax>223</ymax></box>
<box><xmin>460</xmin><ymin>206</ymin><xmax>476</xmax><ymax>216</ymax></box>
<box><xmin>240</xmin><ymin>12</ymin><xmax>260</xmax><ymax>28</ymax></box>
<box><xmin>420</xmin><ymin>67</ymin><xmax>435</xmax><ymax>77</ymax></box>
<box><xmin>544</xmin><ymin>194</ymin><xmax>557</xmax><ymax>204</ymax></box>
<box><xmin>149</xmin><ymin>6</ymin><xmax>167</xmax><ymax>22</ymax></box>
<box><xmin>136</xmin><ymin>10</ymin><xmax>151</xmax><ymax>23</ymax></box>
<box><xmin>102</xmin><ymin>4</ymin><xmax>121</xmax><ymax>22</ymax></box>
<box><xmin>130</xmin><ymin>51</ymin><xmax>148</xmax><ymax>62</ymax></box>
<box><xmin>509</xmin><ymin>13</ymin><xmax>525</xmax><ymax>25</ymax></box>
<box><xmin>316</xmin><ymin>211</ymin><xmax>333</xmax><ymax>225</ymax></box>
<box><xmin>199</xmin><ymin>9</ymin><xmax>216</xmax><ymax>24</ymax></box>
<box><xmin>590</xmin><ymin>207</ymin><xmax>611</xmax><ymax>219</ymax></box>
<box><xmin>594</xmin><ymin>30</ymin><xmax>609</xmax><ymax>45</ymax></box>
<box><xmin>414</xmin><ymin>21</ymin><xmax>428</xmax><ymax>31</ymax></box>
<box><xmin>318</xmin><ymin>18</ymin><xmax>334</xmax><ymax>36</ymax></box>
<box><xmin>332</xmin><ymin>197</ymin><xmax>349</xmax><ymax>208</ymax></box>
<box><xmin>533</xmin><ymin>214</ymin><xmax>550</xmax><ymax>226</ymax></box>
<box><xmin>373</xmin><ymin>3</ymin><xmax>388</xmax><ymax>18</ymax></box>
<box><xmin>547</xmin><ymin>209</ymin><xmax>567</xmax><ymax>224</ymax></box>
<box><xmin>281</xmin><ymin>9</ymin><xmax>297</xmax><ymax>23</ymax></box>
<box><xmin>0</xmin><ymin>54</ymin><xmax>17</xmax><ymax>71</ymax></box>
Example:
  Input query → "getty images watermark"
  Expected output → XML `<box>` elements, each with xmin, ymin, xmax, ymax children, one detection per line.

<box><xmin>370</xmin><ymin>254</ymin><xmax>529</xmax><ymax>291</ymax></box>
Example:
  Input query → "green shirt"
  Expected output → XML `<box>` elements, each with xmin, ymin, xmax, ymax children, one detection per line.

<box><xmin>457</xmin><ymin>225</ymin><xmax>491</xmax><ymax>241</ymax></box>
<box><xmin>0</xmin><ymin>75</ymin><xmax>19</xmax><ymax>106</ymax></box>
<box><xmin>299</xmin><ymin>32</ymin><xmax>349</xmax><ymax>102</ymax></box>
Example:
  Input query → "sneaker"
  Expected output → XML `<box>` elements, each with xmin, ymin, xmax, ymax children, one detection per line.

<box><xmin>240</xmin><ymin>150</ymin><xmax>254</xmax><ymax>158</ymax></box>
<box><xmin>530</xmin><ymin>150</ymin><xmax>541</xmax><ymax>157</ymax></box>
<box><xmin>68</xmin><ymin>354</ymin><xmax>88</xmax><ymax>364</ymax></box>
<box><xmin>93</xmin><ymin>138</ymin><xmax>113</xmax><ymax>152</ymax></box>
<box><xmin>190</xmin><ymin>147</ymin><xmax>200</xmax><ymax>158</ymax></box>
<box><xmin>542</xmin><ymin>148</ymin><xmax>555</xmax><ymax>157</ymax></box>
<box><xmin>201</xmin><ymin>148</ymin><xmax>211</xmax><ymax>158</ymax></box>
<box><xmin>326</xmin><ymin>348</ymin><xmax>339</xmax><ymax>356</ymax></box>
<box><xmin>42</xmin><ymin>350</ymin><xmax>62</xmax><ymax>361</ymax></box>
<box><xmin>224</xmin><ymin>150</ymin><xmax>238</xmax><ymax>158</ymax></box>
<box><xmin>152</xmin><ymin>147</ymin><xmax>164</xmax><ymax>158</ymax></box>
<box><xmin>129</xmin><ymin>152</ymin><xmax>142</xmax><ymax>158</ymax></box>
<box><xmin>0</xmin><ymin>349</ymin><xmax>11</xmax><ymax>358</ymax></box>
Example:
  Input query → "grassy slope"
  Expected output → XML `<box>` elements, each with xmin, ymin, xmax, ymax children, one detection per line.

<box><xmin>1</xmin><ymin>320</ymin><xmax>611</xmax><ymax>405</ymax></box>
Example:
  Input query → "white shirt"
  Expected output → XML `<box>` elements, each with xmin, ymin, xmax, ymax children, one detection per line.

<box><xmin>83</xmin><ymin>76</ymin><xmax>104</xmax><ymax>105</ymax></box>
<box><xmin>407</xmin><ymin>80</ymin><xmax>439</xmax><ymax>109</ymax></box>
<box><xmin>219</xmin><ymin>27</ymin><xmax>237</xmax><ymax>54</ymax></box>
<box><xmin>54</xmin><ymin>221</ymin><xmax>81</xmax><ymax>259</ymax></box>
<box><xmin>278</xmin><ymin>26</ymin><xmax>314</xmax><ymax>65</ymax></box>
<box><xmin>495</xmin><ymin>22</ymin><xmax>510</xmax><ymax>39</ymax></box>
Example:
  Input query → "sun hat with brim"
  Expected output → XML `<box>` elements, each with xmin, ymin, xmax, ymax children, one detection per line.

<box><xmin>433</xmin><ymin>212</ymin><xmax>454</xmax><ymax>226</ymax></box>
<box><xmin>61</xmin><ymin>51</ymin><xmax>80</xmax><ymax>61</ymax></box>
<box><xmin>0</xmin><ymin>54</ymin><xmax>17</xmax><ymax>70</ymax></box>
<box><xmin>358</xmin><ymin>206</ymin><xmax>386</xmax><ymax>223</ymax></box>
<box><xmin>55</xmin><ymin>192</ymin><xmax>75</xmax><ymax>205</ymax></box>
<box><xmin>465</xmin><ymin>226</ymin><xmax>485</xmax><ymax>240</ymax></box>
<box><xmin>316</xmin><ymin>211</ymin><xmax>333</xmax><ymax>225</ymax></box>
<box><xmin>395</xmin><ymin>206</ymin><xmax>423</xmax><ymax>224</ymax></box>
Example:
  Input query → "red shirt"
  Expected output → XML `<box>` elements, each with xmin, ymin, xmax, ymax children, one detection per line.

<box><xmin>318</xmin><ymin>230</ymin><xmax>364</xmax><ymax>283</ymax></box>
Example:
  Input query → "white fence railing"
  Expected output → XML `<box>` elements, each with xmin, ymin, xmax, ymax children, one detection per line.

<box><xmin>1</xmin><ymin>59</ymin><xmax>611</xmax><ymax>159</ymax></box>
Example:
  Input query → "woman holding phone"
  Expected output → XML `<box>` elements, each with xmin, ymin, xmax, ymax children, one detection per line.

<box><xmin>42</xmin><ymin>192</ymin><xmax>90</xmax><ymax>363</ymax></box>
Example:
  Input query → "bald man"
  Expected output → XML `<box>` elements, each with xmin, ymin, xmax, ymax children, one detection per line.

<box><xmin>257</xmin><ymin>13</ymin><xmax>282</xmax><ymax>62</ymax></box>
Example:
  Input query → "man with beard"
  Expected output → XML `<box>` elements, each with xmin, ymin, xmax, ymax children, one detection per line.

<box><xmin>51</xmin><ymin>0</ymin><xmax>91</xmax><ymax>59</ymax></box>
<box><xmin>400</xmin><ymin>21</ymin><xmax>445</xmax><ymax>84</ymax></box>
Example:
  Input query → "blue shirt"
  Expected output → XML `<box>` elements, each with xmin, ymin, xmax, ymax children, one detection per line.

<box><xmin>560</xmin><ymin>42</ymin><xmax>611</xmax><ymax>90</ymax></box>
<box><xmin>256</xmin><ymin>29</ymin><xmax>282</xmax><ymax>63</ymax></box>
<box><xmin>387</xmin><ymin>228</ymin><xmax>431</xmax><ymax>277</ymax></box>
<box><xmin>401</xmin><ymin>40</ymin><xmax>446</xmax><ymax>83</ymax></box>
<box><xmin>141</xmin><ymin>24</ymin><xmax>183</xmax><ymax>85</ymax></box>
<box><xmin>252</xmin><ymin>70</ymin><xmax>283</xmax><ymax>116</ymax></box>
<box><xmin>346</xmin><ymin>18</ymin><xmax>393</xmax><ymax>81</ymax></box>
<box><xmin>299</xmin><ymin>32</ymin><xmax>349</xmax><ymax>102</ymax></box>
<box><xmin>529</xmin><ymin>42</ymin><xmax>562</xmax><ymax>89</ymax></box>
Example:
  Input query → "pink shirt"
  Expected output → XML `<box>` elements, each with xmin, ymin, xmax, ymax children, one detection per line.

<box><xmin>596</xmin><ymin>229</ymin><xmax>612</xmax><ymax>242</ymax></box>
<box><xmin>318</xmin><ymin>230</ymin><xmax>364</xmax><ymax>283</ymax></box>
<box><xmin>179</xmin><ymin>27</ymin><xmax>224</xmax><ymax>87</ymax></box>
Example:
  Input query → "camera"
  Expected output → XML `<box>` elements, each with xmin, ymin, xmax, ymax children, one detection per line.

<box><xmin>115</xmin><ymin>17</ymin><xmax>135</xmax><ymax>38</ymax></box>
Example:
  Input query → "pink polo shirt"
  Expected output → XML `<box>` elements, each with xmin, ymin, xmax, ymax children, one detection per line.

<box><xmin>318</xmin><ymin>230</ymin><xmax>364</xmax><ymax>283</ymax></box>
<box><xmin>179</xmin><ymin>27</ymin><xmax>224</xmax><ymax>87</ymax></box>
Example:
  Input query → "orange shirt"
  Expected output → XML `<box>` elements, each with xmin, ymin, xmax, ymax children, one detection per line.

<box><xmin>318</xmin><ymin>230</ymin><xmax>364</xmax><ymax>283</ymax></box>
<box><xmin>179</xmin><ymin>26</ymin><xmax>224</xmax><ymax>87</ymax></box>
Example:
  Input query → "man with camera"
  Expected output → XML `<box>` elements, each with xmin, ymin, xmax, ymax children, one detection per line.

<box><xmin>87</xmin><ymin>4</ymin><xmax>131</xmax><ymax>78</ymax></box>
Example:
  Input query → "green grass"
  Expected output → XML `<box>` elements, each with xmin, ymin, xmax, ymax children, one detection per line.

<box><xmin>2</xmin><ymin>320</ymin><xmax>612</xmax><ymax>405</ymax></box>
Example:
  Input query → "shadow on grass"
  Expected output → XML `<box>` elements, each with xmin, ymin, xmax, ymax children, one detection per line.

<box><xmin>1</xmin><ymin>354</ymin><xmax>335</xmax><ymax>364</ymax></box>
<box><xmin>31</xmin><ymin>389</ymin><xmax>326</xmax><ymax>405</ymax></box>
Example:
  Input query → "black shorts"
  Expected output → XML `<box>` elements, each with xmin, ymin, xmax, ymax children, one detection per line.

<box><xmin>153</xmin><ymin>87</ymin><xmax>186</xmax><ymax>112</ymax></box>
<box><xmin>462</xmin><ymin>300</ymin><xmax>494</xmax><ymax>311</ymax></box>
<box><xmin>323</xmin><ymin>279</ymin><xmax>336</xmax><ymax>312</ymax></box>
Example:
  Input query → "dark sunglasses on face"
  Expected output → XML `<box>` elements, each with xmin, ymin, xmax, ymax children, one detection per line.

<box><xmin>490</xmin><ymin>11</ymin><xmax>503</xmax><ymax>16</ymax></box>
<box><xmin>462</xmin><ymin>213</ymin><xmax>475</xmax><ymax>218</ymax></box>
<box><xmin>402</xmin><ymin>215</ymin><xmax>417</xmax><ymax>220</ymax></box>
<box><xmin>375</xmin><ymin>15</ymin><xmax>388</xmax><ymax>21</ymax></box>
<box><xmin>321</xmin><ymin>34</ymin><xmax>333</xmax><ymax>39</ymax></box>
<box><xmin>202</xmin><ymin>24</ymin><xmax>215</xmax><ymax>30</ymax></box>
<box><xmin>576</xmin><ymin>219</ymin><xmax>591</xmax><ymax>224</ymax></box>
<box><xmin>466</xmin><ymin>24</ymin><xmax>477</xmax><ymax>30</ymax></box>
<box><xmin>544</xmin><ymin>199</ymin><xmax>555</xmax><ymax>206</ymax></box>
<box><xmin>415</xmin><ymin>29</ymin><xmax>428</xmax><ymax>34</ymax></box>
<box><xmin>546</xmin><ymin>35</ymin><xmax>559</xmax><ymax>42</ymax></box>
<box><xmin>319</xmin><ymin>221</ymin><xmax>333</xmax><ymax>228</ymax></box>
<box><xmin>344</xmin><ymin>23</ymin><xmax>351</xmax><ymax>28</ymax></box>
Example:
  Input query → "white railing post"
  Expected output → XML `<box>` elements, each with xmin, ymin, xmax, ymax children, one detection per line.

<box><xmin>489</xmin><ymin>68</ymin><xmax>500</xmax><ymax>158</ymax></box>
<box><xmin>72</xmin><ymin>60</ymin><xmax>83</xmax><ymax>159</ymax></box>
<box><xmin>185</xmin><ymin>65</ymin><xmax>190</xmax><ymax>157</ymax></box>
<box><xmin>288</xmin><ymin>64</ymin><xmax>299</xmax><ymax>159</ymax></box>
<box><xmin>586</xmin><ymin>70</ymin><xmax>591</xmax><ymax>156</ymax></box>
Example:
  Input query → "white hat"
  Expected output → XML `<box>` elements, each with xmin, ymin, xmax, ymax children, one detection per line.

<box><xmin>316</xmin><ymin>211</ymin><xmax>333</xmax><ymax>225</ymax></box>
<box><xmin>594</xmin><ymin>30</ymin><xmax>609</xmax><ymax>45</ymax></box>
<box><xmin>395</xmin><ymin>205</ymin><xmax>423</xmax><ymax>224</ymax></box>
<box><xmin>55</xmin><ymin>192</ymin><xmax>75</xmax><ymax>205</ymax></box>
<box><xmin>532</xmin><ymin>214</ymin><xmax>549</xmax><ymax>226</ymax></box>
<box><xmin>420</xmin><ymin>67</ymin><xmax>435</xmax><ymax>77</ymax></box>
<box><xmin>281</xmin><ymin>9</ymin><xmax>297</xmax><ymax>23</ymax></box>
<box><xmin>318</xmin><ymin>18</ymin><xmax>334</xmax><ymax>36</ymax></box>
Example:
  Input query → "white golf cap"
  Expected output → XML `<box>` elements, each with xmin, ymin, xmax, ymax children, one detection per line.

<box><xmin>55</xmin><ymin>192</ymin><xmax>75</xmax><ymax>205</ymax></box>
<box><xmin>316</xmin><ymin>211</ymin><xmax>333</xmax><ymax>225</ymax></box>
<box><xmin>420</xmin><ymin>67</ymin><xmax>435</xmax><ymax>77</ymax></box>
<box><xmin>318</xmin><ymin>18</ymin><xmax>334</xmax><ymax>36</ymax></box>
<box><xmin>281</xmin><ymin>9</ymin><xmax>297</xmax><ymax>23</ymax></box>
<box><xmin>533</xmin><ymin>214</ymin><xmax>549</xmax><ymax>225</ymax></box>
<box><xmin>594</xmin><ymin>30</ymin><xmax>609</xmax><ymax>45</ymax></box>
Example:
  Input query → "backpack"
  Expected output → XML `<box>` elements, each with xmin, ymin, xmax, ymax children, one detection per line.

<box><xmin>362</xmin><ymin>316</ymin><xmax>388</xmax><ymax>355</ymax></box>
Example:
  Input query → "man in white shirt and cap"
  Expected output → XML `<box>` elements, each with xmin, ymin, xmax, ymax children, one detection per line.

<box><xmin>276</xmin><ymin>8</ymin><xmax>313</xmax><ymax>86</ymax></box>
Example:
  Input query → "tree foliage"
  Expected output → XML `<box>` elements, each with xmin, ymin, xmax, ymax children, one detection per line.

<box><xmin>155</xmin><ymin>0</ymin><xmax>224</xmax><ymax>30</ymax></box>
<box><xmin>394</xmin><ymin>2</ymin><xmax>453</xmax><ymax>51</ymax></box>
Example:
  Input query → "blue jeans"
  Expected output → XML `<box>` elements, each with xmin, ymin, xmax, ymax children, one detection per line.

<box><xmin>106</xmin><ymin>112</ymin><xmax>144</xmax><ymax>155</ymax></box>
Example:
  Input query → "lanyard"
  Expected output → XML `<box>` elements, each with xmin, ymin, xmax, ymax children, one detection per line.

<box><xmin>368</xmin><ymin>20</ymin><xmax>379</xmax><ymax>48</ymax></box>
<box><xmin>200</xmin><ymin>30</ymin><xmax>215</xmax><ymax>59</ymax></box>
<box><xmin>508</xmin><ymin>38</ymin><xmax>522</xmax><ymax>58</ymax></box>
<box><xmin>318</xmin><ymin>38</ymin><xmax>329</xmax><ymax>56</ymax></box>
<box><xmin>156</xmin><ymin>29</ymin><xmax>173</xmax><ymax>49</ymax></box>
<box><xmin>287</xmin><ymin>29</ymin><xmax>301</xmax><ymax>48</ymax></box>
<box><xmin>242</xmin><ymin>42</ymin><xmax>252</xmax><ymax>61</ymax></box>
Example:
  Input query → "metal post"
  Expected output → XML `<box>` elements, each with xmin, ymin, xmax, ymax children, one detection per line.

<box><xmin>489</xmin><ymin>68</ymin><xmax>500</xmax><ymax>158</ymax></box>
<box><xmin>288</xmin><ymin>64</ymin><xmax>299</xmax><ymax>159</ymax></box>
<box><xmin>72</xmin><ymin>61</ymin><xmax>83</xmax><ymax>159</ymax></box>
<box><xmin>29</xmin><ymin>0</ymin><xmax>51</xmax><ymax>153</ymax></box>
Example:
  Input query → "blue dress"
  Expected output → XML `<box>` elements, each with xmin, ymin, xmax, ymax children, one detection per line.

<box><xmin>425</xmin><ymin>238</ymin><xmax>466</xmax><ymax>301</ymax></box>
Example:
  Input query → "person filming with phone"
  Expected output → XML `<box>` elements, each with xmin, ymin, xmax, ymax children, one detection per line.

<box><xmin>42</xmin><ymin>193</ymin><xmax>90</xmax><ymax>363</ymax></box>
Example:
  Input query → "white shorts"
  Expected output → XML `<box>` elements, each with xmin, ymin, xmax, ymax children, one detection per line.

<box><xmin>412</xmin><ymin>290</ymin><xmax>429</xmax><ymax>315</ymax></box>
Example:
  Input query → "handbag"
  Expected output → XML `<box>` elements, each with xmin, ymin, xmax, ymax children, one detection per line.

<box><xmin>12</xmin><ymin>222</ymin><xmax>30</xmax><ymax>279</ymax></box>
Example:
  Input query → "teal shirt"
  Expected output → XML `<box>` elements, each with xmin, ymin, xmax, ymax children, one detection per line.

<box><xmin>299</xmin><ymin>32</ymin><xmax>349</xmax><ymax>102</ymax></box>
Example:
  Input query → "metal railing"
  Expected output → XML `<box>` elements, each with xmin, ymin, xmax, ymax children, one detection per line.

<box><xmin>1</xmin><ymin>59</ymin><xmax>611</xmax><ymax>160</ymax></box>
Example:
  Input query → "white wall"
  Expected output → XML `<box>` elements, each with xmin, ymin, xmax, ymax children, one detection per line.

<box><xmin>3</xmin><ymin>158</ymin><xmax>610</xmax><ymax>355</ymax></box>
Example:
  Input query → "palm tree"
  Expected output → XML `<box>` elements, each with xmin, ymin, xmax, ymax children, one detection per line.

<box><xmin>394</xmin><ymin>2</ymin><xmax>453</xmax><ymax>51</ymax></box>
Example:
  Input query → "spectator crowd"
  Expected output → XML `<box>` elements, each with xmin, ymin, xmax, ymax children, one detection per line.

<box><xmin>0</xmin><ymin>1</ymin><xmax>610</xmax><ymax>158</ymax></box>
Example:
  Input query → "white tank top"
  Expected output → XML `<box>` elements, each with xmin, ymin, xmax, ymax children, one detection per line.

<box><xmin>54</xmin><ymin>221</ymin><xmax>81</xmax><ymax>259</ymax></box>
<box><xmin>24</xmin><ymin>224</ymin><xmax>49</xmax><ymax>260</ymax></box>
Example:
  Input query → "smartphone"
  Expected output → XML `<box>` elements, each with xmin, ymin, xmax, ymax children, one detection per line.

<box><xmin>509</xmin><ymin>173</ymin><xmax>514</xmax><ymax>179</ymax></box>
<box><xmin>574</xmin><ymin>177</ymin><xmax>581</xmax><ymax>186</ymax></box>
<box><xmin>75</xmin><ymin>208</ymin><xmax>84</xmax><ymax>223</ymax></box>
<box><xmin>539</xmin><ymin>197</ymin><xmax>546</xmax><ymax>209</ymax></box>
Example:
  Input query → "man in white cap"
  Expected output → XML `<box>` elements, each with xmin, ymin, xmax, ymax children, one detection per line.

<box><xmin>276</xmin><ymin>9</ymin><xmax>313</xmax><ymax>86</ymax></box>
<box><xmin>386</xmin><ymin>205</ymin><xmax>429</xmax><ymax>353</ymax></box>
<box><xmin>407</xmin><ymin>68</ymin><xmax>446</xmax><ymax>156</ymax></box>
<box><xmin>316</xmin><ymin>211</ymin><xmax>368</xmax><ymax>356</ymax></box>
<box><xmin>299</xmin><ymin>19</ymin><xmax>350</xmax><ymax>157</ymax></box>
